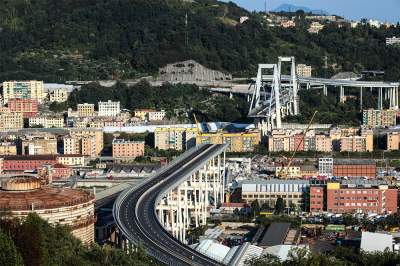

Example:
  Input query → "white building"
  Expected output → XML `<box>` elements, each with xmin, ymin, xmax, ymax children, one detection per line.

<box><xmin>148</xmin><ymin>110</ymin><xmax>166</xmax><ymax>121</ymax></box>
<box><xmin>29</xmin><ymin>116</ymin><xmax>64</xmax><ymax>128</ymax></box>
<box><xmin>98</xmin><ymin>100</ymin><xmax>120</xmax><ymax>117</ymax></box>
<box><xmin>386</xmin><ymin>37</ymin><xmax>400</xmax><ymax>46</ymax></box>
<box><xmin>368</xmin><ymin>19</ymin><xmax>382</xmax><ymax>28</ymax></box>
<box><xmin>318</xmin><ymin>157</ymin><xmax>333</xmax><ymax>176</ymax></box>
<box><xmin>49</xmin><ymin>88</ymin><xmax>69</xmax><ymax>102</ymax></box>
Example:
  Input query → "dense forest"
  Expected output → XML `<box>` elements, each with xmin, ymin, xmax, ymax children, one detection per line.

<box><xmin>0</xmin><ymin>213</ymin><xmax>157</xmax><ymax>266</ymax></box>
<box><xmin>0</xmin><ymin>0</ymin><xmax>400</xmax><ymax>82</ymax></box>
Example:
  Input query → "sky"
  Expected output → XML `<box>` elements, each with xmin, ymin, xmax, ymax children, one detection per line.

<box><xmin>223</xmin><ymin>0</ymin><xmax>400</xmax><ymax>23</ymax></box>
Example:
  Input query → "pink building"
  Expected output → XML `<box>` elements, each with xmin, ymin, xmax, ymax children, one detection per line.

<box><xmin>8</xmin><ymin>98</ymin><xmax>39</xmax><ymax>118</ymax></box>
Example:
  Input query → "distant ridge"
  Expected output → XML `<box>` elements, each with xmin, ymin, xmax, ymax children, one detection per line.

<box><xmin>273</xmin><ymin>4</ymin><xmax>329</xmax><ymax>15</ymax></box>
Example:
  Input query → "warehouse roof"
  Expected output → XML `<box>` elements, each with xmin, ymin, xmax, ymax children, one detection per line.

<box><xmin>259</xmin><ymin>223</ymin><xmax>290</xmax><ymax>247</ymax></box>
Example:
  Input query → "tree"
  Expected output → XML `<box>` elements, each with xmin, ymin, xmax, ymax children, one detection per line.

<box><xmin>289</xmin><ymin>202</ymin><xmax>297</xmax><ymax>214</ymax></box>
<box><xmin>342</xmin><ymin>214</ymin><xmax>357</xmax><ymax>226</ymax></box>
<box><xmin>251</xmin><ymin>199</ymin><xmax>260</xmax><ymax>217</ymax></box>
<box><xmin>274</xmin><ymin>197</ymin><xmax>285</xmax><ymax>214</ymax></box>
<box><xmin>0</xmin><ymin>230</ymin><xmax>23</xmax><ymax>266</ymax></box>
<box><xmin>260</xmin><ymin>202</ymin><xmax>271</xmax><ymax>211</ymax></box>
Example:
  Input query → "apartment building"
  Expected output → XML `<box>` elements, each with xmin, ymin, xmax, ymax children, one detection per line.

<box><xmin>340</xmin><ymin>136</ymin><xmax>369</xmax><ymax>152</ymax></box>
<box><xmin>0</xmin><ymin>112</ymin><xmax>23</xmax><ymax>130</ymax></box>
<box><xmin>29</xmin><ymin>116</ymin><xmax>64</xmax><ymax>128</ymax></box>
<box><xmin>57</xmin><ymin>154</ymin><xmax>87</xmax><ymax>167</ymax></box>
<box><xmin>268</xmin><ymin>129</ymin><xmax>321</xmax><ymax>152</ymax></box>
<box><xmin>98</xmin><ymin>100</ymin><xmax>120</xmax><ymax>116</ymax></box>
<box><xmin>112</xmin><ymin>139</ymin><xmax>145</xmax><ymax>159</ymax></box>
<box><xmin>7</xmin><ymin>98</ymin><xmax>39</xmax><ymax>118</ymax></box>
<box><xmin>386</xmin><ymin>36</ymin><xmax>400</xmax><ymax>46</ymax></box>
<box><xmin>2</xmin><ymin>80</ymin><xmax>45</xmax><ymax>104</ymax></box>
<box><xmin>318</xmin><ymin>158</ymin><xmax>333</xmax><ymax>176</ymax></box>
<box><xmin>308</xmin><ymin>22</ymin><xmax>324</xmax><ymax>34</ymax></box>
<box><xmin>280</xmin><ymin>20</ymin><xmax>296</xmax><ymax>28</ymax></box>
<box><xmin>63</xmin><ymin>137</ymin><xmax>80</xmax><ymax>155</ymax></box>
<box><xmin>240</xmin><ymin>180</ymin><xmax>310</xmax><ymax>211</ymax></box>
<box><xmin>49</xmin><ymin>88</ymin><xmax>69</xmax><ymax>102</ymax></box>
<box><xmin>275</xmin><ymin>165</ymin><xmax>301</xmax><ymax>178</ymax></box>
<box><xmin>296</xmin><ymin>64</ymin><xmax>312</xmax><ymax>77</ymax></box>
<box><xmin>363</xmin><ymin>109</ymin><xmax>396</xmax><ymax>128</ymax></box>
<box><xmin>0</xmin><ymin>142</ymin><xmax>17</xmax><ymax>155</ymax></box>
<box><xmin>315</xmin><ymin>134</ymin><xmax>332</xmax><ymax>152</ymax></box>
<box><xmin>0</xmin><ymin>155</ymin><xmax>58</xmax><ymax>173</ymax></box>
<box><xmin>337</xmin><ymin>128</ymin><xmax>373</xmax><ymax>153</ymax></box>
<box><xmin>333</xmin><ymin>159</ymin><xmax>376</xmax><ymax>178</ymax></box>
<box><xmin>77</xmin><ymin>103</ymin><xmax>95</xmax><ymax>117</ymax></box>
<box><xmin>134</xmin><ymin>109</ymin><xmax>166</xmax><ymax>121</ymax></box>
<box><xmin>310</xmin><ymin>180</ymin><xmax>397</xmax><ymax>214</ymax></box>
<box><xmin>21</xmin><ymin>135</ymin><xmax>58</xmax><ymax>155</ymax></box>
<box><xmin>268</xmin><ymin>130</ymin><xmax>290</xmax><ymax>152</ymax></box>
<box><xmin>64</xmin><ymin>129</ymin><xmax>103</xmax><ymax>157</ymax></box>
<box><xmin>196</xmin><ymin>131</ymin><xmax>261</xmax><ymax>153</ymax></box>
<box><xmin>387</xmin><ymin>132</ymin><xmax>400</xmax><ymax>151</ymax></box>
<box><xmin>154</xmin><ymin>126</ymin><xmax>197</xmax><ymax>151</ymax></box>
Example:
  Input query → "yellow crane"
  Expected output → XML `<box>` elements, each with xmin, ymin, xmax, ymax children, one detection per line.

<box><xmin>278</xmin><ymin>110</ymin><xmax>319</xmax><ymax>179</ymax></box>
<box><xmin>193</xmin><ymin>113</ymin><xmax>202</xmax><ymax>135</ymax></box>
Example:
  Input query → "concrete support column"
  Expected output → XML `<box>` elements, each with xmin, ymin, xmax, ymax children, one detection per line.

<box><xmin>323</xmin><ymin>85</ymin><xmax>328</xmax><ymax>96</ymax></box>
<box><xmin>360</xmin><ymin>87</ymin><xmax>363</xmax><ymax>111</ymax></box>
<box><xmin>379</xmin><ymin>87</ymin><xmax>383</xmax><ymax>110</ymax></box>
<box><xmin>340</xmin><ymin>86</ymin><xmax>345</xmax><ymax>103</ymax></box>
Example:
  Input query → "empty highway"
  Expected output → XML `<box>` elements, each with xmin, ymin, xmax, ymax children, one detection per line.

<box><xmin>113</xmin><ymin>144</ymin><xmax>226</xmax><ymax>266</ymax></box>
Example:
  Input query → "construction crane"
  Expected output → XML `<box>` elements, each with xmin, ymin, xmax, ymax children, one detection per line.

<box><xmin>193</xmin><ymin>113</ymin><xmax>202</xmax><ymax>135</ymax></box>
<box><xmin>278</xmin><ymin>110</ymin><xmax>319</xmax><ymax>179</ymax></box>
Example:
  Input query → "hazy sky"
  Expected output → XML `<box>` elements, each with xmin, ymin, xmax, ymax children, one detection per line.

<box><xmin>223</xmin><ymin>0</ymin><xmax>400</xmax><ymax>23</ymax></box>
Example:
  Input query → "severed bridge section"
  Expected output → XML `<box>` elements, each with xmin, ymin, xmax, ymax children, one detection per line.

<box><xmin>246</xmin><ymin>57</ymin><xmax>399</xmax><ymax>134</ymax></box>
<box><xmin>113</xmin><ymin>144</ymin><xmax>227</xmax><ymax>265</ymax></box>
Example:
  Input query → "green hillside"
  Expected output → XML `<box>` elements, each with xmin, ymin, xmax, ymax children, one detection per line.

<box><xmin>0</xmin><ymin>0</ymin><xmax>399</xmax><ymax>82</ymax></box>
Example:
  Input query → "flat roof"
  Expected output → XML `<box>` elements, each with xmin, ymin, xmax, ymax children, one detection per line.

<box><xmin>259</xmin><ymin>223</ymin><xmax>290</xmax><ymax>247</ymax></box>
<box><xmin>334</xmin><ymin>159</ymin><xmax>376</xmax><ymax>165</ymax></box>
<box><xmin>239</xmin><ymin>179</ymin><xmax>310</xmax><ymax>186</ymax></box>
<box><xmin>1</xmin><ymin>155</ymin><xmax>58</xmax><ymax>161</ymax></box>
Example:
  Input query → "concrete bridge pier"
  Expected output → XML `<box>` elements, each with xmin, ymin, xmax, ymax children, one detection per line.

<box><xmin>339</xmin><ymin>86</ymin><xmax>345</xmax><ymax>103</ymax></box>
<box><xmin>378</xmin><ymin>87</ymin><xmax>383</xmax><ymax>110</ymax></box>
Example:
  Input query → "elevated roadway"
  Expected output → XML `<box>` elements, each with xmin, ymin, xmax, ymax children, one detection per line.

<box><xmin>113</xmin><ymin>144</ymin><xmax>227</xmax><ymax>265</ymax></box>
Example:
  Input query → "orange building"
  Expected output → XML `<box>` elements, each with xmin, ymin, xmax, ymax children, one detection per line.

<box><xmin>112</xmin><ymin>139</ymin><xmax>145</xmax><ymax>159</ymax></box>
<box><xmin>333</xmin><ymin>159</ymin><xmax>376</xmax><ymax>178</ymax></box>
<box><xmin>311</xmin><ymin>181</ymin><xmax>397</xmax><ymax>215</ymax></box>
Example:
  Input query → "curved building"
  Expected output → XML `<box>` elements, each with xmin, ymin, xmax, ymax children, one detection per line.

<box><xmin>0</xmin><ymin>176</ymin><xmax>95</xmax><ymax>243</ymax></box>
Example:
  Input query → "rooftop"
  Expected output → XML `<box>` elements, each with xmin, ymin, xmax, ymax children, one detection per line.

<box><xmin>0</xmin><ymin>186</ymin><xmax>94</xmax><ymax>211</ymax></box>
<box><xmin>1</xmin><ymin>155</ymin><xmax>58</xmax><ymax>161</ymax></box>
<box><xmin>112</xmin><ymin>139</ymin><xmax>145</xmax><ymax>144</ymax></box>
<box><xmin>259</xmin><ymin>223</ymin><xmax>291</xmax><ymax>247</ymax></box>
<box><xmin>334</xmin><ymin>159</ymin><xmax>376</xmax><ymax>165</ymax></box>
